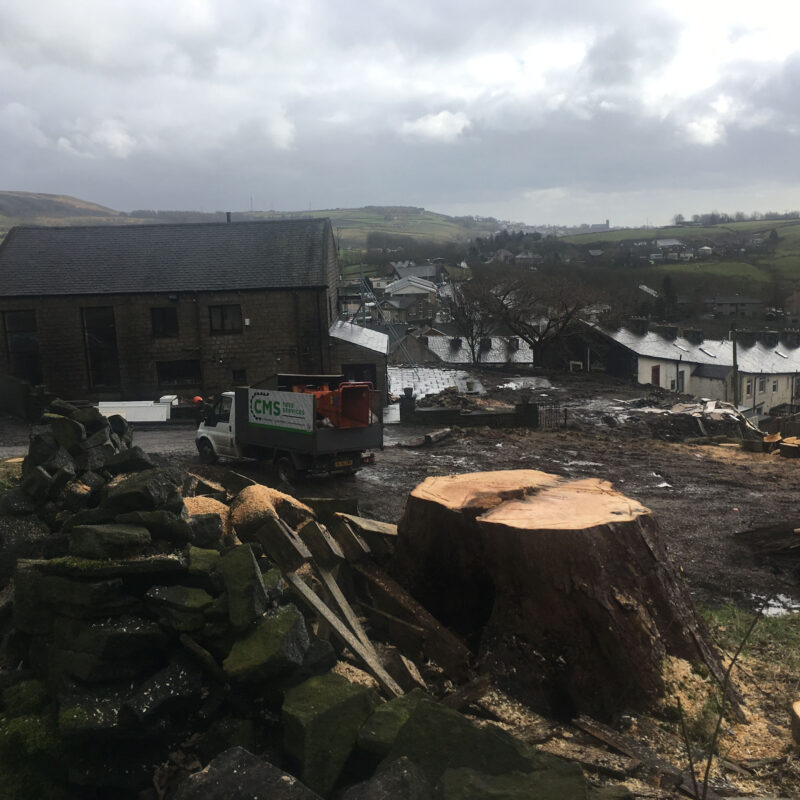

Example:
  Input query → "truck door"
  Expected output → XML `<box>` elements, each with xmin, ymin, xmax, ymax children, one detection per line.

<box><xmin>205</xmin><ymin>395</ymin><xmax>237</xmax><ymax>457</ymax></box>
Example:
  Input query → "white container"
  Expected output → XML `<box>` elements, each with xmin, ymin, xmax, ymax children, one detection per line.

<box><xmin>97</xmin><ymin>401</ymin><xmax>171</xmax><ymax>422</ymax></box>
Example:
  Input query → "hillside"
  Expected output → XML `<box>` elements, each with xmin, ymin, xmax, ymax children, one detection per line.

<box><xmin>561</xmin><ymin>219</ymin><xmax>800</xmax><ymax>288</ymax></box>
<box><xmin>0</xmin><ymin>193</ymin><xmax>501</xmax><ymax>248</ymax></box>
<box><xmin>0</xmin><ymin>191</ymin><xmax>123</xmax><ymax>231</ymax></box>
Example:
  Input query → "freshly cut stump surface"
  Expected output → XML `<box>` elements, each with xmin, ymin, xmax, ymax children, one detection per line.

<box><xmin>393</xmin><ymin>469</ymin><xmax>727</xmax><ymax>720</ymax></box>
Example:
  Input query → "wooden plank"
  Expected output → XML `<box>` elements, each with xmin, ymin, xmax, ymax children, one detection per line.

<box><xmin>315</xmin><ymin>565</ymin><xmax>372</xmax><ymax>650</ymax></box>
<box><xmin>329</xmin><ymin>517</ymin><xmax>371</xmax><ymax>562</ymax></box>
<box><xmin>538</xmin><ymin>738</ymin><xmax>641</xmax><ymax>779</ymax></box>
<box><xmin>285</xmin><ymin>571</ymin><xmax>403</xmax><ymax>698</ymax></box>
<box><xmin>573</xmin><ymin>715</ymin><xmax>724</xmax><ymax>799</ymax></box>
<box><xmin>254</xmin><ymin>515</ymin><xmax>312</xmax><ymax>572</ymax></box>
<box><xmin>352</xmin><ymin>561</ymin><xmax>471</xmax><ymax>679</ymax></box>
<box><xmin>336</xmin><ymin>513</ymin><xmax>398</xmax><ymax>557</ymax></box>
<box><xmin>441</xmin><ymin>675</ymin><xmax>492</xmax><ymax>710</ymax></box>
<box><xmin>336</xmin><ymin>513</ymin><xmax>398</xmax><ymax>538</ymax></box>
<box><xmin>297</xmin><ymin>519</ymin><xmax>345</xmax><ymax>568</ymax></box>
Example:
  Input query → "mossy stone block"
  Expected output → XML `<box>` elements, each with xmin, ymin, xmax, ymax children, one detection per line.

<box><xmin>357</xmin><ymin>688</ymin><xmax>429</xmax><ymax>756</ymax></box>
<box><xmin>146</xmin><ymin>585</ymin><xmax>214</xmax><ymax>632</ymax></box>
<box><xmin>47</xmin><ymin>414</ymin><xmax>86</xmax><ymax>450</ymax></box>
<box><xmin>188</xmin><ymin>545</ymin><xmax>221</xmax><ymax>576</ymax></box>
<box><xmin>219</xmin><ymin>545</ymin><xmax>269</xmax><ymax>632</ymax></box>
<box><xmin>223</xmin><ymin>604</ymin><xmax>309</xmax><ymax>681</ymax></box>
<box><xmin>384</xmin><ymin>699</ymin><xmax>557</xmax><ymax>785</ymax></box>
<box><xmin>283</xmin><ymin>672</ymin><xmax>378</xmax><ymax>797</ymax></box>
<box><xmin>69</xmin><ymin>523</ymin><xmax>151</xmax><ymax>559</ymax></box>
<box><xmin>437</xmin><ymin>766</ymin><xmax>590</xmax><ymax>800</ymax></box>
<box><xmin>2</xmin><ymin>680</ymin><xmax>48</xmax><ymax>717</ymax></box>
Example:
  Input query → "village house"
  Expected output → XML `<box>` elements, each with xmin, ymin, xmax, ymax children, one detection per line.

<box><xmin>382</xmin><ymin>322</ymin><xmax>534</xmax><ymax>366</ymax></box>
<box><xmin>704</xmin><ymin>295</ymin><xmax>765</xmax><ymax>318</ymax></box>
<box><xmin>585</xmin><ymin>322</ymin><xmax>800</xmax><ymax>413</ymax></box>
<box><xmin>0</xmin><ymin>218</ymin><xmax>387</xmax><ymax>403</ymax></box>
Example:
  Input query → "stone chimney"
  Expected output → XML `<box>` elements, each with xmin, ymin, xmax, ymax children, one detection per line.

<box><xmin>756</xmin><ymin>330</ymin><xmax>780</xmax><ymax>348</ymax></box>
<box><xmin>736</xmin><ymin>329</ymin><xmax>756</xmax><ymax>348</ymax></box>
<box><xmin>627</xmin><ymin>317</ymin><xmax>648</xmax><ymax>335</ymax></box>
<box><xmin>779</xmin><ymin>329</ymin><xmax>800</xmax><ymax>349</ymax></box>
<box><xmin>650</xmin><ymin>323</ymin><xmax>678</xmax><ymax>341</ymax></box>
<box><xmin>683</xmin><ymin>328</ymin><xmax>704</xmax><ymax>345</ymax></box>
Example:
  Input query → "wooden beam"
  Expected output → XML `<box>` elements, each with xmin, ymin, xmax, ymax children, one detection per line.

<box><xmin>285</xmin><ymin>571</ymin><xmax>403</xmax><ymax>698</ymax></box>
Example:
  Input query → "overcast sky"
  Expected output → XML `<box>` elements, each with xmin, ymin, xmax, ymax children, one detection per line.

<box><xmin>3</xmin><ymin>0</ymin><xmax>800</xmax><ymax>226</ymax></box>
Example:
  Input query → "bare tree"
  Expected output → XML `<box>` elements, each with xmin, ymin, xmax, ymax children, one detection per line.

<box><xmin>476</xmin><ymin>266</ymin><xmax>593</xmax><ymax>365</ymax></box>
<box><xmin>438</xmin><ymin>277</ymin><xmax>496</xmax><ymax>364</ymax></box>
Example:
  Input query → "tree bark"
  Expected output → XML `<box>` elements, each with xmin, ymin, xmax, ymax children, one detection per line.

<box><xmin>392</xmin><ymin>469</ymin><xmax>729</xmax><ymax>720</ymax></box>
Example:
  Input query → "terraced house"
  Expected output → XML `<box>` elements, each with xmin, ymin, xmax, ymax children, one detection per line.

<box><xmin>0</xmin><ymin>218</ymin><xmax>387</xmax><ymax>404</ymax></box>
<box><xmin>586</xmin><ymin>322</ymin><xmax>800</xmax><ymax>414</ymax></box>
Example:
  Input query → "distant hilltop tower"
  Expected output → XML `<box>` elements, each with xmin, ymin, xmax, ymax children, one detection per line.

<box><xmin>605</xmin><ymin>219</ymin><xmax>610</xmax><ymax>229</ymax></box>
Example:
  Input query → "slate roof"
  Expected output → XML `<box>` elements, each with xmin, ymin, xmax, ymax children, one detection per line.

<box><xmin>379</xmin><ymin>295</ymin><xmax>417</xmax><ymax>310</ymax></box>
<box><xmin>0</xmin><ymin>218</ymin><xmax>334</xmax><ymax>297</ymax></box>
<box><xmin>384</xmin><ymin>276</ymin><xmax>437</xmax><ymax>295</ymax></box>
<box><xmin>329</xmin><ymin>320</ymin><xmax>388</xmax><ymax>355</ymax></box>
<box><xmin>425</xmin><ymin>335</ymin><xmax>534</xmax><ymax>365</ymax></box>
<box><xmin>394</xmin><ymin>264</ymin><xmax>438</xmax><ymax>280</ymax></box>
<box><xmin>692</xmin><ymin>364</ymin><xmax>732</xmax><ymax>380</ymax></box>
<box><xmin>590</xmin><ymin>324</ymin><xmax>800</xmax><ymax>374</ymax></box>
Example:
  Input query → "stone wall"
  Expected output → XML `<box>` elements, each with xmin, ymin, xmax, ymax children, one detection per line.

<box><xmin>0</xmin><ymin>288</ymin><xmax>332</xmax><ymax>401</ymax></box>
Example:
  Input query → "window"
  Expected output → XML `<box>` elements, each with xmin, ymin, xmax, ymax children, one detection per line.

<box><xmin>758</xmin><ymin>377</ymin><xmax>766</xmax><ymax>393</ymax></box>
<box><xmin>232</xmin><ymin>368</ymin><xmax>247</xmax><ymax>385</ymax></box>
<box><xmin>209</xmin><ymin>304</ymin><xmax>242</xmax><ymax>333</ymax></box>
<box><xmin>745</xmin><ymin>378</ymin><xmax>752</xmax><ymax>396</ymax></box>
<box><xmin>215</xmin><ymin>395</ymin><xmax>232</xmax><ymax>423</ymax></box>
<box><xmin>3</xmin><ymin>310</ymin><xmax>41</xmax><ymax>384</ymax></box>
<box><xmin>773</xmin><ymin>379</ymin><xmax>779</xmax><ymax>392</ymax></box>
<box><xmin>82</xmin><ymin>306</ymin><xmax>120</xmax><ymax>388</ymax></box>
<box><xmin>151</xmin><ymin>307</ymin><xmax>178</xmax><ymax>338</ymax></box>
<box><xmin>156</xmin><ymin>360</ymin><xmax>201</xmax><ymax>386</ymax></box>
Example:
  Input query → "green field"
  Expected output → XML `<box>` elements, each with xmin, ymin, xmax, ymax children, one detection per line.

<box><xmin>651</xmin><ymin>260</ymin><xmax>772</xmax><ymax>283</ymax></box>
<box><xmin>246</xmin><ymin>206</ymin><xmax>492</xmax><ymax>248</ymax></box>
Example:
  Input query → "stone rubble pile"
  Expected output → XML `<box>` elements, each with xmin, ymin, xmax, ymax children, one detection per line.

<box><xmin>0</xmin><ymin>400</ymin><xmax>631</xmax><ymax>799</ymax></box>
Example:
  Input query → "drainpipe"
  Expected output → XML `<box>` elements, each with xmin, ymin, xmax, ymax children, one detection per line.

<box><xmin>193</xmin><ymin>291</ymin><xmax>205</xmax><ymax>393</ymax></box>
<box><xmin>731</xmin><ymin>324</ymin><xmax>739</xmax><ymax>407</ymax></box>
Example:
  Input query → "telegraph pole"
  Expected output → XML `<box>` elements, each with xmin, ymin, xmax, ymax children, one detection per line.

<box><xmin>731</xmin><ymin>324</ymin><xmax>739</xmax><ymax>407</ymax></box>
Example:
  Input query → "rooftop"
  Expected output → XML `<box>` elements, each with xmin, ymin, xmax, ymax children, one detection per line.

<box><xmin>591</xmin><ymin>324</ymin><xmax>800</xmax><ymax>373</ymax></box>
<box><xmin>0</xmin><ymin>218</ymin><xmax>335</xmax><ymax>296</ymax></box>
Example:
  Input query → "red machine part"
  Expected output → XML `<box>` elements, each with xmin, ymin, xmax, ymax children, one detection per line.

<box><xmin>290</xmin><ymin>381</ymin><xmax>374</xmax><ymax>428</ymax></box>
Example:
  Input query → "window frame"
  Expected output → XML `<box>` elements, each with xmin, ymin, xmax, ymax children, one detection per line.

<box><xmin>209</xmin><ymin>304</ymin><xmax>243</xmax><ymax>334</ymax></box>
<box><xmin>151</xmin><ymin>307</ymin><xmax>179</xmax><ymax>338</ymax></box>
<box><xmin>156</xmin><ymin>359</ymin><xmax>202</xmax><ymax>386</ymax></box>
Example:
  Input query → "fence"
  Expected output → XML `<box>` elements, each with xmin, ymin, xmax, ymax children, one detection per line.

<box><xmin>537</xmin><ymin>403</ymin><xmax>565</xmax><ymax>430</ymax></box>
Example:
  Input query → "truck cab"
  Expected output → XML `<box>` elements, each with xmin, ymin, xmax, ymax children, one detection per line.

<box><xmin>196</xmin><ymin>393</ymin><xmax>240</xmax><ymax>461</ymax></box>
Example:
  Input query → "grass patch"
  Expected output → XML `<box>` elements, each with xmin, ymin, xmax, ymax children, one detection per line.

<box><xmin>651</xmin><ymin>261</ymin><xmax>772</xmax><ymax>283</ymax></box>
<box><xmin>0</xmin><ymin>459</ymin><xmax>22</xmax><ymax>491</ymax></box>
<box><xmin>700</xmin><ymin>604</ymin><xmax>800</xmax><ymax>675</ymax></box>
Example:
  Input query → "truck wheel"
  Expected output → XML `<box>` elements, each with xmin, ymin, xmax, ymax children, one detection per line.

<box><xmin>197</xmin><ymin>438</ymin><xmax>217</xmax><ymax>464</ymax></box>
<box><xmin>276</xmin><ymin>456</ymin><xmax>297</xmax><ymax>483</ymax></box>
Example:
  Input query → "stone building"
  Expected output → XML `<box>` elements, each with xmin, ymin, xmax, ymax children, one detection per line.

<box><xmin>0</xmin><ymin>218</ymin><xmax>385</xmax><ymax>402</ymax></box>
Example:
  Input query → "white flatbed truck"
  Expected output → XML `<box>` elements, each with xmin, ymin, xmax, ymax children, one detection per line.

<box><xmin>195</xmin><ymin>374</ymin><xmax>381</xmax><ymax>480</ymax></box>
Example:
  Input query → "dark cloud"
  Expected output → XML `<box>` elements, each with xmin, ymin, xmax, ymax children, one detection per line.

<box><xmin>1</xmin><ymin>1</ymin><xmax>799</xmax><ymax>225</ymax></box>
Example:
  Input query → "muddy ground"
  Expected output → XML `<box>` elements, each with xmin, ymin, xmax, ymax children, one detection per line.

<box><xmin>2</xmin><ymin>368</ymin><xmax>799</xmax><ymax>796</ymax></box>
<box><xmin>180</xmin><ymin>370</ymin><xmax>800</xmax><ymax>611</ymax></box>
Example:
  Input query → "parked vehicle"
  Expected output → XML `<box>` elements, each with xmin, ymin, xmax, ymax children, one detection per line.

<box><xmin>195</xmin><ymin>374</ymin><xmax>382</xmax><ymax>479</ymax></box>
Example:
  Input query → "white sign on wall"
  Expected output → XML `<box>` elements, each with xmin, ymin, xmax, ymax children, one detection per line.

<box><xmin>248</xmin><ymin>389</ymin><xmax>314</xmax><ymax>434</ymax></box>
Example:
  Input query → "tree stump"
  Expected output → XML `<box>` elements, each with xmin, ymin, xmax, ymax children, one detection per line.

<box><xmin>392</xmin><ymin>469</ymin><xmax>729</xmax><ymax>720</ymax></box>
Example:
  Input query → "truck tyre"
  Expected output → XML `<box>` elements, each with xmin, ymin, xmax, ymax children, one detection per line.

<box><xmin>197</xmin><ymin>438</ymin><xmax>217</xmax><ymax>464</ymax></box>
<box><xmin>276</xmin><ymin>456</ymin><xmax>297</xmax><ymax>483</ymax></box>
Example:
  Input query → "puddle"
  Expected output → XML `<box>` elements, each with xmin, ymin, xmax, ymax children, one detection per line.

<box><xmin>751</xmin><ymin>594</ymin><xmax>800</xmax><ymax>616</ymax></box>
<box><xmin>497</xmin><ymin>377</ymin><xmax>553</xmax><ymax>391</ymax></box>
